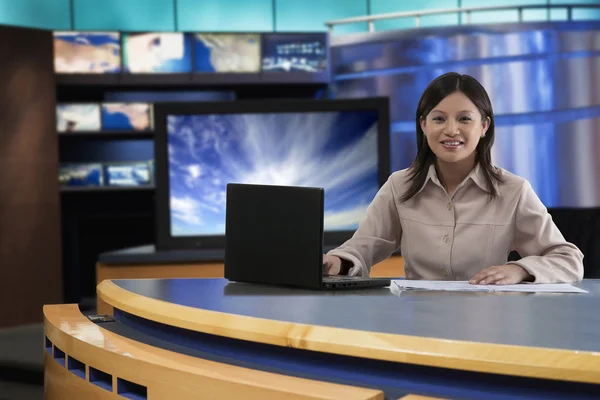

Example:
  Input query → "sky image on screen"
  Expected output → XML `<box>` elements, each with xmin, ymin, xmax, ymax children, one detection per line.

<box><xmin>123</xmin><ymin>33</ymin><xmax>192</xmax><ymax>73</ymax></box>
<box><xmin>54</xmin><ymin>32</ymin><xmax>121</xmax><ymax>73</ymax></box>
<box><xmin>57</xmin><ymin>104</ymin><xmax>101</xmax><ymax>132</ymax></box>
<box><xmin>262</xmin><ymin>34</ymin><xmax>327</xmax><ymax>73</ymax></box>
<box><xmin>194</xmin><ymin>34</ymin><xmax>261</xmax><ymax>73</ymax></box>
<box><xmin>167</xmin><ymin>111</ymin><xmax>379</xmax><ymax>236</ymax></box>
<box><xmin>59</xmin><ymin>164</ymin><xmax>104</xmax><ymax>187</ymax></box>
<box><xmin>101</xmin><ymin>103</ymin><xmax>153</xmax><ymax>131</ymax></box>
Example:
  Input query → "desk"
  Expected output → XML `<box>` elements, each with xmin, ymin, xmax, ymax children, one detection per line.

<box><xmin>95</xmin><ymin>245</ymin><xmax>405</xmax><ymax>314</ymax></box>
<box><xmin>91</xmin><ymin>278</ymin><xmax>600</xmax><ymax>399</ymax></box>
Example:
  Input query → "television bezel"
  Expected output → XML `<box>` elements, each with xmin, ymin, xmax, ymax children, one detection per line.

<box><xmin>154</xmin><ymin>97</ymin><xmax>390</xmax><ymax>251</ymax></box>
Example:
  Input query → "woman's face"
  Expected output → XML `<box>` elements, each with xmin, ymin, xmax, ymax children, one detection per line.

<box><xmin>420</xmin><ymin>91</ymin><xmax>489</xmax><ymax>165</ymax></box>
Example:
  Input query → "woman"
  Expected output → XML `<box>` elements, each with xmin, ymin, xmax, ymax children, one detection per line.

<box><xmin>323</xmin><ymin>72</ymin><xmax>584</xmax><ymax>285</ymax></box>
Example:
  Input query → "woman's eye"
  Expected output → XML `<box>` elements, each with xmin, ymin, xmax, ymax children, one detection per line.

<box><xmin>460</xmin><ymin>117</ymin><xmax>472</xmax><ymax>122</ymax></box>
<box><xmin>432</xmin><ymin>117</ymin><xmax>444</xmax><ymax>122</ymax></box>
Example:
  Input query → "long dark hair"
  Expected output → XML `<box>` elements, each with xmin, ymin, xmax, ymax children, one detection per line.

<box><xmin>400</xmin><ymin>72</ymin><xmax>503</xmax><ymax>202</ymax></box>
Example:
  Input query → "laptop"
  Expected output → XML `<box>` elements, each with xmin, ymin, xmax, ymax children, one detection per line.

<box><xmin>224</xmin><ymin>183</ymin><xmax>391</xmax><ymax>290</ymax></box>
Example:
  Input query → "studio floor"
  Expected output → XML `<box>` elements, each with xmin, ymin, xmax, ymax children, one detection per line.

<box><xmin>0</xmin><ymin>323</ymin><xmax>44</xmax><ymax>400</ymax></box>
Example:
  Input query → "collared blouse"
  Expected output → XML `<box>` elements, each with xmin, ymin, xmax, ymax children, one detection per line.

<box><xmin>328</xmin><ymin>163</ymin><xmax>584</xmax><ymax>283</ymax></box>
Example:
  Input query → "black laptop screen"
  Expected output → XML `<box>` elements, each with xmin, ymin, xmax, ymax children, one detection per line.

<box><xmin>166</xmin><ymin>110</ymin><xmax>380</xmax><ymax>237</ymax></box>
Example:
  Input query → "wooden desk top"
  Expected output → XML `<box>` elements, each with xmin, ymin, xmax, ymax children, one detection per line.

<box><xmin>98</xmin><ymin>278</ymin><xmax>600</xmax><ymax>384</ymax></box>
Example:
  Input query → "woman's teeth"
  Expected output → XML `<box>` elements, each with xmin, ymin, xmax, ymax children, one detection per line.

<box><xmin>442</xmin><ymin>141</ymin><xmax>462</xmax><ymax>146</ymax></box>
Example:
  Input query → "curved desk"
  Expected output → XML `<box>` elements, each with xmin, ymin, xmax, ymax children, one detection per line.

<box><xmin>51</xmin><ymin>278</ymin><xmax>600</xmax><ymax>399</ymax></box>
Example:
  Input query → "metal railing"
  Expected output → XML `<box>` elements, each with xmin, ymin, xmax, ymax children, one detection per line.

<box><xmin>325</xmin><ymin>3</ymin><xmax>600</xmax><ymax>34</ymax></box>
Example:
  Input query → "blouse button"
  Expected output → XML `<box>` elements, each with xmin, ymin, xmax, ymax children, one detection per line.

<box><xmin>447</xmin><ymin>202</ymin><xmax>453</xmax><ymax>211</ymax></box>
<box><xmin>443</xmin><ymin>235</ymin><xmax>451</xmax><ymax>243</ymax></box>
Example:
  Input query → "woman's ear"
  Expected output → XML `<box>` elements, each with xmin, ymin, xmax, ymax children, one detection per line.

<box><xmin>481</xmin><ymin>116</ymin><xmax>490</xmax><ymax>137</ymax></box>
<box><xmin>420</xmin><ymin>116</ymin><xmax>426</xmax><ymax>133</ymax></box>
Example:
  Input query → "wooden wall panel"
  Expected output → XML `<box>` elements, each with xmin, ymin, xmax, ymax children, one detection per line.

<box><xmin>0</xmin><ymin>25</ymin><xmax>62</xmax><ymax>327</ymax></box>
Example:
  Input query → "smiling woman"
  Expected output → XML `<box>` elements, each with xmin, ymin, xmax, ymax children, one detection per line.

<box><xmin>324</xmin><ymin>72</ymin><xmax>584</xmax><ymax>285</ymax></box>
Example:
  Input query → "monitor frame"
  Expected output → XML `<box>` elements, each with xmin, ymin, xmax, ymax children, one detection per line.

<box><xmin>154</xmin><ymin>97</ymin><xmax>390</xmax><ymax>251</ymax></box>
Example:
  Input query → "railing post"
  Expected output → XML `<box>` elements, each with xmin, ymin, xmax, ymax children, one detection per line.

<box><xmin>465</xmin><ymin>10</ymin><xmax>471</xmax><ymax>24</ymax></box>
<box><xmin>567</xmin><ymin>6</ymin><xmax>572</xmax><ymax>21</ymax></box>
<box><xmin>368</xmin><ymin>20</ymin><xmax>375</xmax><ymax>32</ymax></box>
<box><xmin>517</xmin><ymin>7</ymin><xmax>523</xmax><ymax>22</ymax></box>
<box><xmin>415</xmin><ymin>15</ymin><xmax>421</xmax><ymax>27</ymax></box>
<box><xmin>327</xmin><ymin>24</ymin><xmax>334</xmax><ymax>34</ymax></box>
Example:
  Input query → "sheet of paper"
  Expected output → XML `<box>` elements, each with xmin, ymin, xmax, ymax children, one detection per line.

<box><xmin>391</xmin><ymin>280</ymin><xmax>588</xmax><ymax>293</ymax></box>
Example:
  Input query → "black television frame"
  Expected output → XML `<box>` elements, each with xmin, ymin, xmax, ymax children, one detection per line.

<box><xmin>154</xmin><ymin>97</ymin><xmax>391</xmax><ymax>251</ymax></box>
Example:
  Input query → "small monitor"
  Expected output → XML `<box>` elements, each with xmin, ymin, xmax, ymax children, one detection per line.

<box><xmin>53</xmin><ymin>31</ymin><xmax>121</xmax><ymax>74</ymax></box>
<box><xmin>101</xmin><ymin>103</ymin><xmax>153</xmax><ymax>131</ymax></box>
<box><xmin>122</xmin><ymin>32</ymin><xmax>192</xmax><ymax>73</ymax></box>
<box><xmin>154</xmin><ymin>98</ymin><xmax>390</xmax><ymax>250</ymax></box>
<box><xmin>103</xmin><ymin>162</ymin><xmax>153</xmax><ymax>186</ymax></box>
<box><xmin>56</xmin><ymin>104</ymin><xmax>101</xmax><ymax>132</ymax></box>
<box><xmin>59</xmin><ymin>163</ymin><xmax>104</xmax><ymax>187</ymax></box>
<box><xmin>193</xmin><ymin>33</ymin><xmax>261</xmax><ymax>73</ymax></box>
<box><xmin>262</xmin><ymin>33</ymin><xmax>328</xmax><ymax>73</ymax></box>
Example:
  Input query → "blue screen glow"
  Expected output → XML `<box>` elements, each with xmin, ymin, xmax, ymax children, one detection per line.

<box><xmin>167</xmin><ymin>111</ymin><xmax>380</xmax><ymax>236</ymax></box>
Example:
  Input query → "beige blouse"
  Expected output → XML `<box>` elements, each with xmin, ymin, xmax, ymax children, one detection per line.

<box><xmin>328</xmin><ymin>163</ymin><xmax>584</xmax><ymax>283</ymax></box>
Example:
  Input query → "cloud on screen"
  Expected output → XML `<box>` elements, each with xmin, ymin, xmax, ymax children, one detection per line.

<box><xmin>168</xmin><ymin>111</ymin><xmax>380</xmax><ymax>236</ymax></box>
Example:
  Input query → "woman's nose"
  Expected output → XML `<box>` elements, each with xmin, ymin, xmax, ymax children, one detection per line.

<box><xmin>443</xmin><ymin>121</ymin><xmax>460</xmax><ymax>135</ymax></box>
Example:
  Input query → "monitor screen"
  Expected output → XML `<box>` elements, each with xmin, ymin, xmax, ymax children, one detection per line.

<box><xmin>194</xmin><ymin>33</ymin><xmax>261</xmax><ymax>73</ymax></box>
<box><xmin>166</xmin><ymin>110</ymin><xmax>379</xmax><ymax>237</ymax></box>
<box><xmin>262</xmin><ymin>33</ymin><xmax>328</xmax><ymax>73</ymax></box>
<box><xmin>57</xmin><ymin>104</ymin><xmax>101</xmax><ymax>132</ymax></box>
<box><xmin>122</xmin><ymin>33</ymin><xmax>192</xmax><ymax>73</ymax></box>
<box><xmin>59</xmin><ymin>163</ymin><xmax>104</xmax><ymax>187</ymax></box>
<box><xmin>104</xmin><ymin>162</ymin><xmax>153</xmax><ymax>186</ymax></box>
<box><xmin>53</xmin><ymin>31</ymin><xmax>121</xmax><ymax>73</ymax></box>
<box><xmin>101</xmin><ymin>103</ymin><xmax>153</xmax><ymax>131</ymax></box>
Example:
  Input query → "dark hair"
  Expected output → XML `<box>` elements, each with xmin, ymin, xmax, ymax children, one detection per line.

<box><xmin>400</xmin><ymin>72</ymin><xmax>503</xmax><ymax>202</ymax></box>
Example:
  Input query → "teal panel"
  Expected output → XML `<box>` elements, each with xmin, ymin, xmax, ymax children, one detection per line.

<box><xmin>0</xmin><ymin>0</ymin><xmax>70</xmax><ymax>29</ymax></box>
<box><xmin>73</xmin><ymin>0</ymin><xmax>175</xmax><ymax>31</ymax></box>
<box><xmin>550</xmin><ymin>0</ymin><xmax>600</xmax><ymax>21</ymax></box>
<box><xmin>276</xmin><ymin>0</ymin><xmax>368</xmax><ymax>34</ymax></box>
<box><xmin>462</xmin><ymin>0</ymin><xmax>548</xmax><ymax>24</ymax></box>
<box><xmin>370</xmin><ymin>0</ymin><xmax>459</xmax><ymax>31</ymax></box>
<box><xmin>177</xmin><ymin>0</ymin><xmax>273</xmax><ymax>32</ymax></box>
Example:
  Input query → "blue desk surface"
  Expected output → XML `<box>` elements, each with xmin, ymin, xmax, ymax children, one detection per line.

<box><xmin>97</xmin><ymin>278</ymin><xmax>600</xmax><ymax>399</ymax></box>
<box><xmin>108</xmin><ymin>278</ymin><xmax>600</xmax><ymax>352</ymax></box>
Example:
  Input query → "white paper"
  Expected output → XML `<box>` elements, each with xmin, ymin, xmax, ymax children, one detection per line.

<box><xmin>391</xmin><ymin>280</ymin><xmax>588</xmax><ymax>294</ymax></box>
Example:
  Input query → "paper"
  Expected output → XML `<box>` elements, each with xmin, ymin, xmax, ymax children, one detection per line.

<box><xmin>391</xmin><ymin>280</ymin><xmax>588</xmax><ymax>294</ymax></box>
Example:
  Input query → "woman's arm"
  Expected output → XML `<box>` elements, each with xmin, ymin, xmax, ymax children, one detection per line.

<box><xmin>327</xmin><ymin>176</ymin><xmax>403</xmax><ymax>277</ymax></box>
<box><xmin>508</xmin><ymin>180</ymin><xmax>584</xmax><ymax>283</ymax></box>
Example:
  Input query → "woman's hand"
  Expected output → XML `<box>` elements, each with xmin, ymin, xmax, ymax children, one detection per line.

<box><xmin>322</xmin><ymin>255</ymin><xmax>343</xmax><ymax>275</ymax></box>
<box><xmin>469</xmin><ymin>264</ymin><xmax>533</xmax><ymax>285</ymax></box>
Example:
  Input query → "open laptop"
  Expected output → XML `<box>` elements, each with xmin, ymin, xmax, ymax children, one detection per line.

<box><xmin>224</xmin><ymin>183</ymin><xmax>391</xmax><ymax>290</ymax></box>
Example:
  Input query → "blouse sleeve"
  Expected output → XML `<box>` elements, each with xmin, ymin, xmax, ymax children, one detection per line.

<box><xmin>508</xmin><ymin>180</ymin><xmax>584</xmax><ymax>283</ymax></box>
<box><xmin>327</xmin><ymin>176</ymin><xmax>403</xmax><ymax>277</ymax></box>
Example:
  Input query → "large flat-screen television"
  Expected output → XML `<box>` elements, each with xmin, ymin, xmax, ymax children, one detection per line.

<box><xmin>154</xmin><ymin>98</ymin><xmax>390</xmax><ymax>250</ymax></box>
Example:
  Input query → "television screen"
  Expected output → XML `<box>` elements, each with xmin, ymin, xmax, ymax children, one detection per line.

<box><xmin>101</xmin><ymin>103</ymin><xmax>153</xmax><ymax>131</ymax></box>
<box><xmin>59</xmin><ymin>163</ymin><xmax>104</xmax><ymax>187</ymax></box>
<box><xmin>104</xmin><ymin>162</ymin><xmax>153</xmax><ymax>186</ymax></box>
<box><xmin>166</xmin><ymin>109</ymin><xmax>380</xmax><ymax>237</ymax></box>
<box><xmin>262</xmin><ymin>33</ymin><xmax>328</xmax><ymax>73</ymax></box>
<box><xmin>57</xmin><ymin>104</ymin><xmax>101</xmax><ymax>132</ymax></box>
<box><xmin>53</xmin><ymin>31</ymin><xmax>121</xmax><ymax>73</ymax></box>
<box><xmin>122</xmin><ymin>33</ymin><xmax>192</xmax><ymax>73</ymax></box>
<box><xmin>193</xmin><ymin>34</ymin><xmax>261</xmax><ymax>73</ymax></box>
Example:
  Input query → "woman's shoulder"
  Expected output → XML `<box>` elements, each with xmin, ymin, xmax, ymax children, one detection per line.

<box><xmin>388</xmin><ymin>167</ymin><xmax>414</xmax><ymax>189</ymax></box>
<box><xmin>494</xmin><ymin>166</ymin><xmax>531</xmax><ymax>194</ymax></box>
